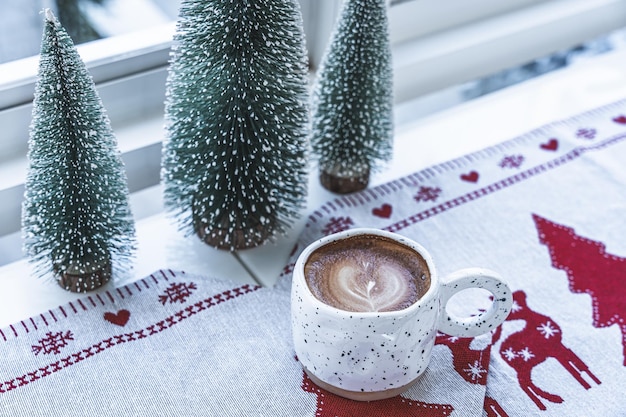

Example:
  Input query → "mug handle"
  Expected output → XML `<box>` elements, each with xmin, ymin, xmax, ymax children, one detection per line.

<box><xmin>437</xmin><ymin>268</ymin><xmax>513</xmax><ymax>338</ymax></box>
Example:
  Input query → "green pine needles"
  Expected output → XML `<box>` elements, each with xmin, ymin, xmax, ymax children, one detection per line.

<box><xmin>311</xmin><ymin>0</ymin><xmax>393</xmax><ymax>194</ymax></box>
<box><xmin>163</xmin><ymin>0</ymin><xmax>309</xmax><ymax>251</ymax></box>
<box><xmin>22</xmin><ymin>10</ymin><xmax>136</xmax><ymax>292</ymax></box>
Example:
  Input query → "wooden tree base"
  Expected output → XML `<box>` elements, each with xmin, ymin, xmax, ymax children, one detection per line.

<box><xmin>195</xmin><ymin>219</ymin><xmax>273</xmax><ymax>251</ymax></box>
<box><xmin>319</xmin><ymin>165</ymin><xmax>370</xmax><ymax>194</ymax></box>
<box><xmin>56</xmin><ymin>261</ymin><xmax>112</xmax><ymax>293</ymax></box>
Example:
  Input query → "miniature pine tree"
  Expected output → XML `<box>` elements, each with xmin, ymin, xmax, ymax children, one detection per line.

<box><xmin>311</xmin><ymin>0</ymin><xmax>393</xmax><ymax>194</ymax></box>
<box><xmin>162</xmin><ymin>0</ymin><xmax>309</xmax><ymax>251</ymax></box>
<box><xmin>22</xmin><ymin>9</ymin><xmax>136</xmax><ymax>293</ymax></box>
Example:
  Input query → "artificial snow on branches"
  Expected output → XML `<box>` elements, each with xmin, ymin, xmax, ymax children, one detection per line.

<box><xmin>162</xmin><ymin>0</ymin><xmax>309</xmax><ymax>251</ymax></box>
<box><xmin>22</xmin><ymin>9</ymin><xmax>136</xmax><ymax>292</ymax></box>
<box><xmin>311</xmin><ymin>0</ymin><xmax>393</xmax><ymax>194</ymax></box>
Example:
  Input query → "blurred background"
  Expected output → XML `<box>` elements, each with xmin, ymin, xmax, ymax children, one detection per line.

<box><xmin>3</xmin><ymin>0</ymin><xmax>625</xmax><ymax>100</ymax></box>
<box><xmin>0</xmin><ymin>0</ymin><xmax>179</xmax><ymax>63</ymax></box>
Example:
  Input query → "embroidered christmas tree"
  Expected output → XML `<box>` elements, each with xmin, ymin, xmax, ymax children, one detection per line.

<box><xmin>22</xmin><ymin>9</ymin><xmax>135</xmax><ymax>293</ymax></box>
<box><xmin>533</xmin><ymin>214</ymin><xmax>626</xmax><ymax>366</ymax></box>
<box><xmin>162</xmin><ymin>0</ymin><xmax>309</xmax><ymax>251</ymax></box>
<box><xmin>310</xmin><ymin>0</ymin><xmax>393</xmax><ymax>194</ymax></box>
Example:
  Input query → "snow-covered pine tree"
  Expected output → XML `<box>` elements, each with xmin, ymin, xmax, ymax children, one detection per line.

<box><xmin>162</xmin><ymin>0</ymin><xmax>309</xmax><ymax>251</ymax></box>
<box><xmin>22</xmin><ymin>9</ymin><xmax>135</xmax><ymax>293</ymax></box>
<box><xmin>311</xmin><ymin>0</ymin><xmax>393</xmax><ymax>194</ymax></box>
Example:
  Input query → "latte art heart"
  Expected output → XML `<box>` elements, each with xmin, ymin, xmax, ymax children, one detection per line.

<box><xmin>304</xmin><ymin>235</ymin><xmax>430</xmax><ymax>313</ymax></box>
<box><xmin>331</xmin><ymin>260</ymin><xmax>417</xmax><ymax>312</ymax></box>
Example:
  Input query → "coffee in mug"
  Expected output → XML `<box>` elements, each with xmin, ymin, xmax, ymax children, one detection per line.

<box><xmin>303</xmin><ymin>233</ymin><xmax>429</xmax><ymax>313</ymax></box>
<box><xmin>291</xmin><ymin>228</ymin><xmax>513</xmax><ymax>401</ymax></box>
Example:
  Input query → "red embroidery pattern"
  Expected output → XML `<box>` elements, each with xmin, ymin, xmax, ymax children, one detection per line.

<box><xmin>321</xmin><ymin>216</ymin><xmax>355</xmax><ymax>236</ymax></box>
<box><xmin>493</xmin><ymin>291</ymin><xmax>601</xmax><ymax>410</ymax></box>
<box><xmin>612</xmin><ymin>115</ymin><xmax>626</xmax><ymax>124</ymax></box>
<box><xmin>436</xmin><ymin>334</ymin><xmax>489</xmax><ymax>385</ymax></box>
<box><xmin>372</xmin><ymin>203</ymin><xmax>392</xmax><ymax>218</ymax></box>
<box><xmin>484</xmin><ymin>396</ymin><xmax>509</xmax><ymax>417</ymax></box>
<box><xmin>0</xmin><ymin>271</ymin><xmax>176</xmax><ymax>343</ymax></box>
<box><xmin>534</xmin><ymin>214</ymin><xmax>626</xmax><ymax>365</ymax></box>
<box><xmin>31</xmin><ymin>331</ymin><xmax>74</xmax><ymax>355</ymax></box>
<box><xmin>382</xmin><ymin>132</ymin><xmax>626</xmax><ymax>234</ymax></box>
<box><xmin>301</xmin><ymin>370</ymin><xmax>454</xmax><ymax>417</ymax></box>
<box><xmin>498</xmin><ymin>155</ymin><xmax>524</xmax><ymax>169</ymax></box>
<box><xmin>0</xmin><ymin>284</ymin><xmax>260</xmax><ymax>394</ymax></box>
<box><xmin>414</xmin><ymin>185</ymin><xmax>442</xmax><ymax>203</ymax></box>
<box><xmin>576</xmin><ymin>128</ymin><xmax>597</xmax><ymax>140</ymax></box>
<box><xmin>103</xmin><ymin>310</ymin><xmax>131</xmax><ymax>327</ymax></box>
<box><xmin>460</xmin><ymin>171</ymin><xmax>479</xmax><ymax>183</ymax></box>
<box><xmin>540</xmin><ymin>138</ymin><xmax>558</xmax><ymax>151</ymax></box>
<box><xmin>158</xmin><ymin>282</ymin><xmax>198</xmax><ymax>305</ymax></box>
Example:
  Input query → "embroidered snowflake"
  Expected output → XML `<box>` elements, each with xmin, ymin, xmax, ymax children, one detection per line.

<box><xmin>518</xmin><ymin>347</ymin><xmax>535</xmax><ymax>362</ymax></box>
<box><xmin>414</xmin><ymin>185</ymin><xmax>442</xmax><ymax>203</ymax></box>
<box><xmin>502</xmin><ymin>347</ymin><xmax>517</xmax><ymax>361</ymax></box>
<box><xmin>576</xmin><ymin>128</ymin><xmax>597</xmax><ymax>140</ymax></box>
<box><xmin>32</xmin><ymin>331</ymin><xmax>74</xmax><ymax>355</ymax></box>
<box><xmin>499</xmin><ymin>154</ymin><xmax>524</xmax><ymax>169</ymax></box>
<box><xmin>536</xmin><ymin>321</ymin><xmax>560</xmax><ymax>339</ymax></box>
<box><xmin>322</xmin><ymin>217</ymin><xmax>355</xmax><ymax>235</ymax></box>
<box><xmin>159</xmin><ymin>282</ymin><xmax>198</xmax><ymax>305</ymax></box>
<box><xmin>463</xmin><ymin>360</ymin><xmax>488</xmax><ymax>382</ymax></box>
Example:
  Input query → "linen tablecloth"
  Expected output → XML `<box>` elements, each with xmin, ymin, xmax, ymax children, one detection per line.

<box><xmin>277</xmin><ymin>99</ymin><xmax>626</xmax><ymax>416</ymax></box>
<box><xmin>2</xmin><ymin>99</ymin><xmax>626</xmax><ymax>416</ymax></box>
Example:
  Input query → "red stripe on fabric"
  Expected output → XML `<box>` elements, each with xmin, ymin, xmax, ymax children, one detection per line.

<box><xmin>0</xmin><ymin>284</ymin><xmax>261</xmax><ymax>394</ymax></box>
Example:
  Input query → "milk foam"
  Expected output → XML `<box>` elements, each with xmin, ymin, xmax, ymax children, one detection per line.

<box><xmin>304</xmin><ymin>235</ymin><xmax>430</xmax><ymax>312</ymax></box>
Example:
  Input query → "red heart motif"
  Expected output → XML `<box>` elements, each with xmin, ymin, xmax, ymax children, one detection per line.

<box><xmin>612</xmin><ymin>115</ymin><xmax>626</xmax><ymax>124</ymax></box>
<box><xmin>460</xmin><ymin>171</ymin><xmax>479</xmax><ymax>183</ymax></box>
<box><xmin>104</xmin><ymin>309</ymin><xmax>131</xmax><ymax>327</ymax></box>
<box><xmin>372</xmin><ymin>203</ymin><xmax>392</xmax><ymax>218</ymax></box>
<box><xmin>540</xmin><ymin>138</ymin><xmax>558</xmax><ymax>151</ymax></box>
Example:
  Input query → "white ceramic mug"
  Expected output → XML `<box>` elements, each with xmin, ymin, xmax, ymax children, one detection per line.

<box><xmin>291</xmin><ymin>228</ymin><xmax>513</xmax><ymax>401</ymax></box>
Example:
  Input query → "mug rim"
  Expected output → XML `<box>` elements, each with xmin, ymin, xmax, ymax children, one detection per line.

<box><xmin>293</xmin><ymin>227</ymin><xmax>439</xmax><ymax>318</ymax></box>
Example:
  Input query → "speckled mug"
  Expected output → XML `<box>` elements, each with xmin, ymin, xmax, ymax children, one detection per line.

<box><xmin>291</xmin><ymin>228</ymin><xmax>513</xmax><ymax>401</ymax></box>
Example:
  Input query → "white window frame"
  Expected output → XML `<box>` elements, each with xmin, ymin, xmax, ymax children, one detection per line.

<box><xmin>389</xmin><ymin>0</ymin><xmax>626</xmax><ymax>102</ymax></box>
<box><xmin>1</xmin><ymin>0</ymin><xmax>625</xmax><ymax>263</ymax></box>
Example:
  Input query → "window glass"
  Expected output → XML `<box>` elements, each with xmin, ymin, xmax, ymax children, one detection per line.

<box><xmin>0</xmin><ymin>0</ymin><xmax>179</xmax><ymax>64</ymax></box>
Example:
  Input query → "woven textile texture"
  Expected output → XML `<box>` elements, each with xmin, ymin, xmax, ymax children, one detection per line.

<box><xmin>3</xmin><ymin>99</ymin><xmax>626</xmax><ymax>416</ymax></box>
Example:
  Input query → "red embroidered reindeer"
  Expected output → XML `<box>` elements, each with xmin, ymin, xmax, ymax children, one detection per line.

<box><xmin>435</xmin><ymin>331</ymin><xmax>509</xmax><ymax>415</ymax></box>
<box><xmin>435</xmin><ymin>334</ymin><xmax>489</xmax><ymax>385</ymax></box>
<box><xmin>435</xmin><ymin>335</ymin><xmax>509</xmax><ymax>414</ymax></box>
<box><xmin>493</xmin><ymin>290</ymin><xmax>601</xmax><ymax>410</ymax></box>
<box><xmin>533</xmin><ymin>214</ymin><xmax>626</xmax><ymax>365</ymax></box>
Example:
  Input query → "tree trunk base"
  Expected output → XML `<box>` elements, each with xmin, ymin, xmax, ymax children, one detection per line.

<box><xmin>56</xmin><ymin>261</ymin><xmax>112</xmax><ymax>293</ymax></box>
<box><xmin>319</xmin><ymin>165</ymin><xmax>369</xmax><ymax>194</ymax></box>
<box><xmin>195</xmin><ymin>219</ymin><xmax>273</xmax><ymax>251</ymax></box>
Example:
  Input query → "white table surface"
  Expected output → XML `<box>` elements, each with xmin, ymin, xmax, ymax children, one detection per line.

<box><xmin>2</xmin><ymin>48</ymin><xmax>626</xmax><ymax>329</ymax></box>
